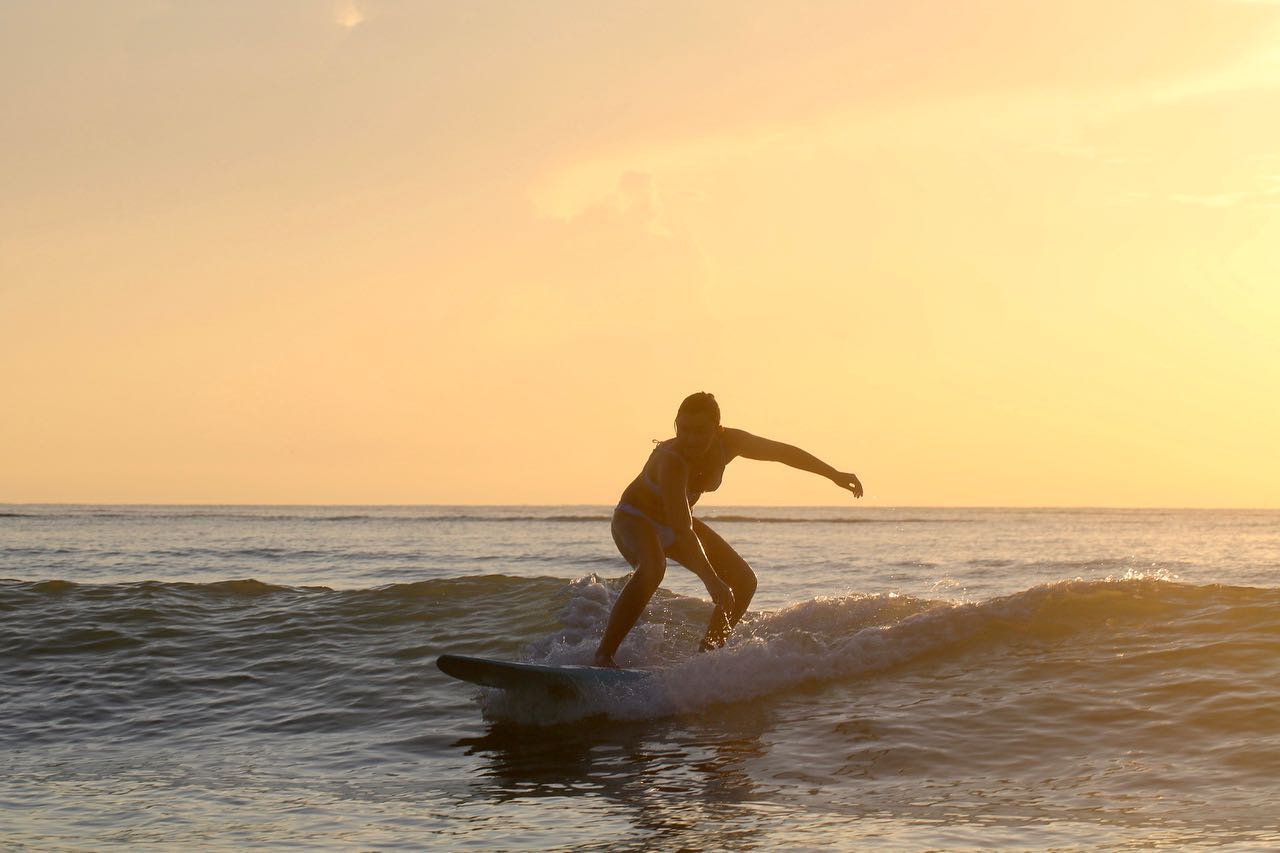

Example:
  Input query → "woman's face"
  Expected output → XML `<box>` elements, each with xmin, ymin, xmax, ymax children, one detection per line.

<box><xmin>674</xmin><ymin>412</ymin><xmax>718</xmax><ymax>455</ymax></box>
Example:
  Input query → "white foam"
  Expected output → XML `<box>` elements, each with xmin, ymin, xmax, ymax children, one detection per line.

<box><xmin>480</xmin><ymin>574</ymin><xmax>1196</xmax><ymax>725</ymax></box>
<box><xmin>482</xmin><ymin>577</ymin><xmax>967</xmax><ymax>723</ymax></box>
<box><xmin>519</xmin><ymin>574</ymin><xmax>670</xmax><ymax>668</ymax></box>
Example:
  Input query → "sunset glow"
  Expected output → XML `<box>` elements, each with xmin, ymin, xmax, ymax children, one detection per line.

<box><xmin>3</xmin><ymin>1</ymin><xmax>1278</xmax><ymax>506</ymax></box>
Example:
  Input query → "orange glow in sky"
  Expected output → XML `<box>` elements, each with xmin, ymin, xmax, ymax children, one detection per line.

<box><xmin>2</xmin><ymin>1</ymin><xmax>1278</xmax><ymax>506</ymax></box>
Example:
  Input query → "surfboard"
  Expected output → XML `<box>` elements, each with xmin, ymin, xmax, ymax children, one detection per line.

<box><xmin>436</xmin><ymin>654</ymin><xmax>650</xmax><ymax>696</ymax></box>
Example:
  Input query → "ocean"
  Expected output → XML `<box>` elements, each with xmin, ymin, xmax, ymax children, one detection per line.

<box><xmin>1</xmin><ymin>505</ymin><xmax>1277</xmax><ymax>850</ymax></box>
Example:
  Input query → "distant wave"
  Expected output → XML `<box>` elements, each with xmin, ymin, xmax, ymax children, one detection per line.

<box><xmin>0</xmin><ymin>509</ymin><xmax>966</xmax><ymax>525</ymax></box>
<box><xmin>0</xmin><ymin>573</ymin><xmax>567</xmax><ymax>605</ymax></box>
<box><xmin>0</xmin><ymin>510</ymin><xmax>609</xmax><ymax>523</ymax></box>
<box><xmin>0</xmin><ymin>510</ymin><xmax>450</xmax><ymax>522</ymax></box>
<box><xmin>697</xmin><ymin>514</ymin><xmax>955</xmax><ymax>524</ymax></box>
<box><xmin>10</xmin><ymin>577</ymin><xmax>306</xmax><ymax>597</ymax></box>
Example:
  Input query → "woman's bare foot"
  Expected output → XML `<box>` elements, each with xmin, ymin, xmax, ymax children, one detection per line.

<box><xmin>593</xmin><ymin>652</ymin><xmax>618</xmax><ymax>668</ymax></box>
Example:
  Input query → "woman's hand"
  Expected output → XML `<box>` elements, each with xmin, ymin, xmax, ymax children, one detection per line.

<box><xmin>706</xmin><ymin>576</ymin><xmax>736</xmax><ymax>613</ymax></box>
<box><xmin>831</xmin><ymin>471</ymin><xmax>864</xmax><ymax>498</ymax></box>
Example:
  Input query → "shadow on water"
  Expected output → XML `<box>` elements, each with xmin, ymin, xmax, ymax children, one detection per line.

<box><xmin>454</xmin><ymin>703</ymin><xmax>779</xmax><ymax>848</ymax></box>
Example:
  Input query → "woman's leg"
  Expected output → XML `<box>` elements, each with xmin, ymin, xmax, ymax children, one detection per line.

<box><xmin>689</xmin><ymin>517</ymin><xmax>757</xmax><ymax>650</ymax></box>
<box><xmin>593</xmin><ymin>509</ymin><xmax>667</xmax><ymax>667</ymax></box>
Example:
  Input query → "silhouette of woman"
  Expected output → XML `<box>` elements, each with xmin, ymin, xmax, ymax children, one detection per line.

<box><xmin>595</xmin><ymin>392</ymin><xmax>863</xmax><ymax>667</ymax></box>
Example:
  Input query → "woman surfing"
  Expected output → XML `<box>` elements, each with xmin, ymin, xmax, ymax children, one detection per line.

<box><xmin>595</xmin><ymin>392</ymin><xmax>864</xmax><ymax>667</ymax></box>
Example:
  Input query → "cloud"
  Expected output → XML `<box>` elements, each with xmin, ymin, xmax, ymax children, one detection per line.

<box><xmin>1145</xmin><ymin>47</ymin><xmax>1280</xmax><ymax>105</ymax></box>
<box><xmin>532</xmin><ymin>167</ymin><xmax>681</xmax><ymax>238</ymax></box>
<box><xmin>1035</xmin><ymin>141</ymin><xmax>1131</xmax><ymax>166</ymax></box>
<box><xmin>1166</xmin><ymin>176</ymin><xmax>1280</xmax><ymax>207</ymax></box>
<box><xmin>334</xmin><ymin>0</ymin><xmax>363</xmax><ymax>30</ymax></box>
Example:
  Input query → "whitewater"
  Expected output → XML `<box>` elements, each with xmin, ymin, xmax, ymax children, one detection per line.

<box><xmin>2</xmin><ymin>505</ymin><xmax>1277</xmax><ymax>849</ymax></box>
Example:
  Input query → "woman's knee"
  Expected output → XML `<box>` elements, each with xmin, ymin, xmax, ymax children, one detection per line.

<box><xmin>622</xmin><ymin>550</ymin><xmax>670</xmax><ymax>591</ymax></box>
<box><xmin>629</xmin><ymin>557</ymin><xmax>667</xmax><ymax>590</ymax></box>
<box><xmin>715</xmin><ymin>557</ymin><xmax>755</xmax><ymax>598</ymax></box>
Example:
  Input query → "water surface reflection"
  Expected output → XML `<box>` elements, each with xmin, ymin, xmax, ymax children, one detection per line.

<box><xmin>457</xmin><ymin>703</ymin><xmax>776</xmax><ymax>848</ymax></box>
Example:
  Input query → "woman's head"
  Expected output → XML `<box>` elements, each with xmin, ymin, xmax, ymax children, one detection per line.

<box><xmin>674</xmin><ymin>392</ymin><xmax>721</xmax><ymax>453</ymax></box>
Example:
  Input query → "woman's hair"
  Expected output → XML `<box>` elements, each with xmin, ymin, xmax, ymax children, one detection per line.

<box><xmin>676</xmin><ymin>391</ymin><xmax>721</xmax><ymax>425</ymax></box>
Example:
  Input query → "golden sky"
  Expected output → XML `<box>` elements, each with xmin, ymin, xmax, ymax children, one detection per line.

<box><xmin>3</xmin><ymin>1</ymin><xmax>1278</xmax><ymax>506</ymax></box>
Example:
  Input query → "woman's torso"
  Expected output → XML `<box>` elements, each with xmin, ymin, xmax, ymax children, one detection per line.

<box><xmin>618</xmin><ymin>432</ymin><xmax>733</xmax><ymax>521</ymax></box>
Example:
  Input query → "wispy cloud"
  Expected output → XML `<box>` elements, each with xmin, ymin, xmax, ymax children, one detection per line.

<box><xmin>334</xmin><ymin>0</ymin><xmax>363</xmax><ymax>30</ymax></box>
<box><xmin>1166</xmin><ymin>176</ymin><xmax>1280</xmax><ymax>207</ymax></box>
<box><xmin>1036</xmin><ymin>140</ymin><xmax>1131</xmax><ymax>166</ymax></box>
<box><xmin>1145</xmin><ymin>46</ymin><xmax>1280</xmax><ymax>104</ymax></box>
<box><xmin>535</xmin><ymin>170</ymin><xmax>677</xmax><ymax>238</ymax></box>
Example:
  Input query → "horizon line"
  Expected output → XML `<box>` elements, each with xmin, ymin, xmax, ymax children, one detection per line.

<box><xmin>1</xmin><ymin>502</ymin><xmax>1276</xmax><ymax>512</ymax></box>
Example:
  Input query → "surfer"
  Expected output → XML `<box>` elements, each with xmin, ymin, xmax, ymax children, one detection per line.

<box><xmin>594</xmin><ymin>392</ymin><xmax>863</xmax><ymax>667</ymax></box>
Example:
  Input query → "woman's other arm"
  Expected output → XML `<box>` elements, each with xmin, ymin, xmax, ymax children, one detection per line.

<box><xmin>724</xmin><ymin>427</ymin><xmax>863</xmax><ymax>498</ymax></box>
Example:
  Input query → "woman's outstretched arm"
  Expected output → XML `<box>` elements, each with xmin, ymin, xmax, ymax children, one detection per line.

<box><xmin>725</xmin><ymin>427</ymin><xmax>864</xmax><ymax>498</ymax></box>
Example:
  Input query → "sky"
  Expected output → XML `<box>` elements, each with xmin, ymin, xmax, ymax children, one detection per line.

<box><xmin>2</xmin><ymin>0</ymin><xmax>1278</xmax><ymax>507</ymax></box>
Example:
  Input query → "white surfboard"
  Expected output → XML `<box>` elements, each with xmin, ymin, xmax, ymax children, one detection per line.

<box><xmin>436</xmin><ymin>654</ymin><xmax>650</xmax><ymax>697</ymax></box>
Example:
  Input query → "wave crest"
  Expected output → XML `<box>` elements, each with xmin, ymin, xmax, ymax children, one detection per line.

<box><xmin>480</xmin><ymin>576</ymin><xmax>1280</xmax><ymax>724</ymax></box>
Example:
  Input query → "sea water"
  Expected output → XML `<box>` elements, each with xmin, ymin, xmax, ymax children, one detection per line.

<box><xmin>1</xmin><ymin>505</ymin><xmax>1277</xmax><ymax>849</ymax></box>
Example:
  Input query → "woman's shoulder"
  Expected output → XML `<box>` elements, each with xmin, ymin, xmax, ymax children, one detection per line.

<box><xmin>720</xmin><ymin>427</ymin><xmax>747</xmax><ymax>457</ymax></box>
<box><xmin>650</xmin><ymin>440</ymin><xmax>687</xmax><ymax>465</ymax></box>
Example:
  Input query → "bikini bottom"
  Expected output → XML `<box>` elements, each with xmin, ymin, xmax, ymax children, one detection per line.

<box><xmin>614</xmin><ymin>502</ymin><xmax>677</xmax><ymax>549</ymax></box>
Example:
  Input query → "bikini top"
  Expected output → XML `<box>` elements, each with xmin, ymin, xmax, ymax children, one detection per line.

<box><xmin>641</xmin><ymin>435</ymin><xmax>727</xmax><ymax>501</ymax></box>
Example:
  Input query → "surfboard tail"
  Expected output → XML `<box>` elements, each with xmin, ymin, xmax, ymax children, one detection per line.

<box><xmin>436</xmin><ymin>654</ymin><xmax>649</xmax><ymax>694</ymax></box>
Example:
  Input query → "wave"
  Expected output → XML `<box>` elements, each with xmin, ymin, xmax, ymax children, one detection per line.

<box><xmin>4</xmin><ymin>572</ymin><xmax>1276</xmax><ymax>638</ymax></box>
<box><xmin>481</xmin><ymin>575</ymin><xmax>1280</xmax><ymax>725</ymax></box>
<box><xmin>4</xmin><ymin>573</ymin><xmax>1278</xmax><ymax>736</ymax></box>
<box><xmin>0</xmin><ymin>508</ymin><xmax>960</xmax><ymax>525</ymax></box>
<box><xmin>697</xmin><ymin>514</ymin><xmax>959</xmax><ymax>524</ymax></box>
<box><xmin>0</xmin><ymin>573</ymin><xmax>571</xmax><ymax>603</ymax></box>
<box><xmin>0</xmin><ymin>509</ymin><xmax>470</xmax><ymax>522</ymax></box>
